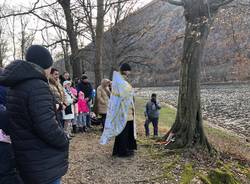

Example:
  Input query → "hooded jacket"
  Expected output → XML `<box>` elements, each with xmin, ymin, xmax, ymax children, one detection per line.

<box><xmin>0</xmin><ymin>85</ymin><xmax>23</xmax><ymax>184</ymax></box>
<box><xmin>77</xmin><ymin>92</ymin><xmax>89</xmax><ymax>113</ymax></box>
<box><xmin>0</xmin><ymin>60</ymin><xmax>69</xmax><ymax>184</ymax></box>
<box><xmin>96</xmin><ymin>79</ymin><xmax>111</xmax><ymax>114</ymax></box>
<box><xmin>77</xmin><ymin>80</ymin><xmax>93</xmax><ymax>101</ymax></box>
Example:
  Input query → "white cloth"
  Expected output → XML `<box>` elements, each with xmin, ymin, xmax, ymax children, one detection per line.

<box><xmin>100</xmin><ymin>71</ymin><xmax>136</xmax><ymax>145</ymax></box>
<box><xmin>0</xmin><ymin>129</ymin><xmax>11</xmax><ymax>144</ymax></box>
<box><xmin>62</xmin><ymin>88</ymin><xmax>74</xmax><ymax>120</ymax></box>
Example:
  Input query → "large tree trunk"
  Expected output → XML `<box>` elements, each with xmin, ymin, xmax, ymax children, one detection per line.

<box><xmin>109</xmin><ymin>27</ymin><xmax>119</xmax><ymax>79</ymax></box>
<box><xmin>62</xmin><ymin>41</ymin><xmax>72</xmax><ymax>75</ymax></box>
<box><xmin>0</xmin><ymin>51</ymin><xmax>3</xmax><ymax>67</ymax></box>
<box><xmin>165</xmin><ymin>0</ymin><xmax>217</xmax><ymax>151</ymax></box>
<box><xmin>94</xmin><ymin>0</ymin><xmax>105</xmax><ymax>87</ymax></box>
<box><xmin>58</xmin><ymin>0</ymin><xmax>82</xmax><ymax>79</ymax></box>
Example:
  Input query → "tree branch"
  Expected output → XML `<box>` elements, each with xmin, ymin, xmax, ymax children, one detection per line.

<box><xmin>162</xmin><ymin>0</ymin><xmax>184</xmax><ymax>6</ymax></box>
<box><xmin>0</xmin><ymin>1</ymin><xmax>58</xmax><ymax>19</ymax></box>
<box><xmin>210</xmin><ymin>0</ymin><xmax>235</xmax><ymax>9</ymax></box>
<box><xmin>31</xmin><ymin>12</ymin><xmax>67</xmax><ymax>31</ymax></box>
<box><xmin>43</xmin><ymin>39</ymin><xmax>69</xmax><ymax>48</ymax></box>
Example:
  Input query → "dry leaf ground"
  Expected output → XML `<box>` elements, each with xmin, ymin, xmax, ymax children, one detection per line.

<box><xmin>62</xmin><ymin>128</ymin><xmax>172</xmax><ymax>184</ymax></box>
<box><xmin>62</xmin><ymin>98</ymin><xmax>250</xmax><ymax>184</ymax></box>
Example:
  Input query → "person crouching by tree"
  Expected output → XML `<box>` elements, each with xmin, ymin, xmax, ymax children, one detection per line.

<box><xmin>63</xmin><ymin>80</ymin><xmax>75</xmax><ymax>139</ymax></box>
<box><xmin>49</xmin><ymin>68</ymin><xmax>66</xmax><ymax>128</ymax></box>
<box><xmin>77</xmin><ymin>91</ymin><xmax>90</xmax><ymax>133</ymax></box>
<box><xmin>144</xmin><ymin>93</ymin><xmax>161</xmax><ymax>137</ymax></box>
<box><xmin>100</xmin><ymin>63</ymin><xmax>137</xmax><ymax>157</ymax></box>
<box><xmin>0</xmin><ymin>45</ymin><xmax>69</xmax><ymax>184</ymax></box>
<box><xmin>96</xmin><ymin>79</ymin><xmax>111</xmax><ymax>131</ymax></box>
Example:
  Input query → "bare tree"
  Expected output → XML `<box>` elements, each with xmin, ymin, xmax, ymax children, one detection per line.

<box><xmin>56</xmin><ymin>30</ymin><xmax>72</xmax><ymax>74</ymax></box>
<box><xmin>95</xmin><ymin>0</ymin><xmax>105</xmax><ymax>86</ymax></box>
<box><xmin>77</xmin><ymin>0</ymin><xmax>96</xmax><ymax>43</ymax></box>
<box><xmin>222</xmin><ymin>4</ymin><xmax>250</xmax><ymax>81</ymax></box>
<box><xmin>162</xmin><ymin>0</ymin><xmax>235</xmax><ymax>152</ymax></box>
<box><xmin>19</xmin><ymin>16</ymin><xmax>37</xmax><ymax>60</ymax></box>
<box><xmin>105</xmin><ymin>0</ymin><xmax>138</xmax><ymax>78</ymax></box>
<box><xmin>7</xmin><ymin>16</ymin><xmax>17</xmax><ymax>60</ymax></box>
<box><xmin>39</xmin><ymin>7</ymin><xmax>72</xmax><ymax>75</ymax></box>
<box><xmin>0</xmin><ymin>21</ymin><xmax>8</xmax><ymax>67</ymax></box>
<box><xmin>102</xmin><ymin>0</ymin><xmax>158</xmax><ymax>79</ymax></box>
<box><xmin>57</xmin><ymin>0</ymin><xmax>83</xmax><ymax>78</ymax></box>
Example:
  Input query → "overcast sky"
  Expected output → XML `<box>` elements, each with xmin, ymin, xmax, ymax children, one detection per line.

<box><xmin>1</xmin><ymin>0</ymin><xmax>153</xmax><ymax>9</ymax></box>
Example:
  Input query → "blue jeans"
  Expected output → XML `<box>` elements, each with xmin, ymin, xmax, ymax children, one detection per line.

<box><xmin>50</xmin><ymin>178</ymin><xmax>61</xmax><ymax>184</ymax></box>
<box><xmin>78</xmin><ymin>113</ymin><xmax>87</xmax><ymax>127</ymax></box>
<box><xmin>144</xmin><ymin>118</ymin><xmax>159</xmax><ymax>136</ymax></box>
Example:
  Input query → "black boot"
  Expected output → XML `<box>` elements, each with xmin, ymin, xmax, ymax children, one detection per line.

<box><xmin>72</xmin><ymin>125</ymin><xmax>77</xmax><ymax>134</ymax></box>
<box><xmin>83</xmin><ymin>126</ymin><xmax>86</xmax><ymax>132</ymax></box>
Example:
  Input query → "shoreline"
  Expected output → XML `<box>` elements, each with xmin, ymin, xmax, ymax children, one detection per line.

<box><xmin>136</xmin><ymin>94</ymin><xmax>250</xmax><ymax>139</ymax></box>
<box><xmin>135</xmin><ymin>80</ymin><xmax>250</xmax><ymax>88</ymax></box>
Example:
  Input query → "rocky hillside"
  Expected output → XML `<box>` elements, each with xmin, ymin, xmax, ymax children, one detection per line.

<box><xmin>55</xmin><ymin>0</ymin><xmax>250</xmax><ymax>87</ymax></box>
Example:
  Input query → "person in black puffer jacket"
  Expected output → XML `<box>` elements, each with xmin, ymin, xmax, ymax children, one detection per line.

<box><xmin>0</xmin><ymin>45</ymin><xmax>69</xmax><ymax>184</ymax></box>
<box><xmin>0</xmin><ymin>68</ymin><xmax>23</xmax><ymax>184</ymax></box>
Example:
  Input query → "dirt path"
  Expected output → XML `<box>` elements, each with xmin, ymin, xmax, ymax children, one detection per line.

<box><xmin>62</xmin><ymin>128</ymin><xmax>166</xmax><ymax>184</ymax></box>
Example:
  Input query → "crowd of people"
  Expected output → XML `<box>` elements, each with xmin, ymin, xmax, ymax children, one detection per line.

<box><xmin>0</xmin><ymin>45</ymin><xmax>160</xmax><ymax>184</ymax></box>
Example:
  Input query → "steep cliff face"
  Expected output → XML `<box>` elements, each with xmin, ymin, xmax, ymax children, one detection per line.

<box><xmin>55</xmin><ymin>0</ymin><xmax>250</xmax><ymax>87</ymax></box>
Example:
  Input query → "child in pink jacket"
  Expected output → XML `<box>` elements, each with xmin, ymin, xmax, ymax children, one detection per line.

<box><xmin>77</xmin><ymin>91</ymin><xmax>89</xmax><ymax>132</ymax></box>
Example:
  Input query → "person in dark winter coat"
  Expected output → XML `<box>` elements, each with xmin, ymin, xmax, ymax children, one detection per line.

<box><xmin>0</xmin><ymin>45</ymin><xmax>69</xmax><ymax>184</ymax></box>
<box><xmin>144</xmin><ymin>93</ymin><xmax>161</xmax><ymax>137</ymax></box>
<box><xmin>77</xmin><ymin>75</ymin><xmax>93</xmax><ymax>101</ymax></box>
<box><xmin>77</xmin><ymin>75</ymin><xmax>93</xmax><ymax>127</ymax></box>
<box><xmin>0</xmin><ymin>68</ymin><xmax>23</xmax><ymax>184</ymax></box>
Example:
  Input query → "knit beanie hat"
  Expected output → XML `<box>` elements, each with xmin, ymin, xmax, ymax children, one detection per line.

<box><xmin>25</xmin><ymin>45</ymin><xmax>53</xmax><ymax>69</ymax></box>
<box><xmin>81</xmin><ymin>75</ymin><xmax>88</xmax><ymax>80</ymax></box>
<box><xmin>120</xmin><ymin>63</ymin><xmax>131</xmax><ymax>72</ymax></box>
<box><xmin>63</xmin><ymin>80</ymin><xmax>71</xmax><ymax>87</ymax></box>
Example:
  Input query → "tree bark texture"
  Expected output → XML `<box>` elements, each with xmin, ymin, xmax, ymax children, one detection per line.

<box><xmin>165</xmin><ymin>0</ymin><xmax>222</xmax><ymax>151</ymax></box>
<box><xmin>58</xmin><ymin>0</ymin><xmax>82</xmax><ymax>79</ymax></box>
<box><xmin>95</xmin><ymin>0</ymin><xmax>105</xmax><ymax>87</ymax></box>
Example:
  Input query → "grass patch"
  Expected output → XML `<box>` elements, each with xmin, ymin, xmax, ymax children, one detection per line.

<box><xmin>135</xmin><ymin>97</ymin><xmax>250</xmax><ymax>162</ymax></box>
<box><xmin>135</xmin><ymin>97</ymin><xmax>175</xmax><ymax>136</ymax></box>
<box><xmin>134</xmin><ymin>96</ymin><xmax>250</xmax><ymax>183</ymax></box>
<box><xmin>180</xmin><ymin>163</ymin><xmax>195</xmax><ymax>184</ymax></box>
<box><xmin>161</xmin><ymin>154</ymin><xmax>181</xmax><ymax>181</ymax></box>
<box><xmin>206</xmin><ymin>167</ymin><xmax>240</xmax><ymax>184</ymax></box>
<box><xmin>159</xmin><ymin>106</ymin><xmax>176</xmax><ymax>129</ymax></box>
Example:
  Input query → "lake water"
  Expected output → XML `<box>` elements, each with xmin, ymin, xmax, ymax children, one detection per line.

<box><xmin>137</xmin><ymin>84</ymin><xmax>250</xmax><ymax>137</ymax></box>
